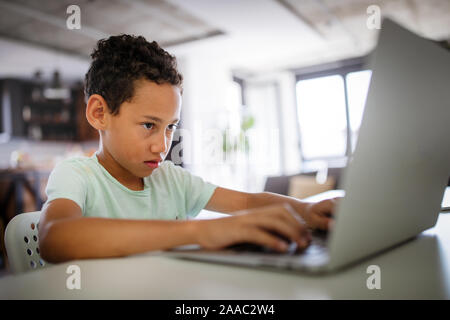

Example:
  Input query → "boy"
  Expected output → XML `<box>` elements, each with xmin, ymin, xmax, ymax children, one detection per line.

<box><xmin>38</xmin><ymin>35</ymin><xmax>338</xmax><ymax>263</ymax></box>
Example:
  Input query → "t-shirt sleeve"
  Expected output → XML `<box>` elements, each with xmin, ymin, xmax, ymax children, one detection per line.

<box><xmin>44</xmin><ymin>159</ymin><xmax>88</xmax><ymax>212</ymax></box>
<box><xmin>166</xmin><ymin>162</ymin><xmax>217</xmax><ymax>218</ymax></box>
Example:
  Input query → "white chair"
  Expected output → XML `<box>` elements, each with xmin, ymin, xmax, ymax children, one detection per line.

<box><xmin>4</xmin><ymin>211</ymin><xmax>50</xmax><ymax>274</ymax></box>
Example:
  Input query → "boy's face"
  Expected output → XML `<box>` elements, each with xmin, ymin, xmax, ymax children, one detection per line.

<box><xmin>102</xmin><ymin>79</ymin><xmax>181</xmax><ymax>179</ymax></box>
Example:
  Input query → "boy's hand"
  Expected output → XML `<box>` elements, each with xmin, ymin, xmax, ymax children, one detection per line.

<box><xmin>195</xmin><ymin>203</ymin><xmax>311</xmax><ymax>252</ymax></box>
<box><xmin>300</xmin><ymin>198</ymin><xmax>341</xmax><ymax>231</ymax></box>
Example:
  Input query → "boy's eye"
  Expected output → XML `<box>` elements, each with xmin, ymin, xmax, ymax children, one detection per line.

<box><xmin>142</xmin><ymin>123</ymin><xmax>155</xmax><ymax>130</ymax></box>
<box><xmin>142</xmin><ymin>123</ymin><xmax>178</xmax><ymax>131</ymax></box>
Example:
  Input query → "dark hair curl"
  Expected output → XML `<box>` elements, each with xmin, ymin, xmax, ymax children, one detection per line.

<box><xmin>84</xmin><ymin>34</ymin><xmax>183</xmax><ymax>115</ymax></box>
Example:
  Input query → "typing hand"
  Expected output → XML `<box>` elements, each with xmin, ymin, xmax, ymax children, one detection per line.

<box><xmin>195</xmin><ymin>203</ymin><xmax>311</xmax><ymax>253</ymax></box>
<box><xmin>301</xmin><ymin>198</ymin><xmax>341</xmax><ymax>231</ymax></box>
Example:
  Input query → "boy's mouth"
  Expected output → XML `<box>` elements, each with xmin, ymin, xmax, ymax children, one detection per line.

<box><xmin>144</xmin><ymin>159</ymin><xmax>161</xmax><ymax>169</ymax></box>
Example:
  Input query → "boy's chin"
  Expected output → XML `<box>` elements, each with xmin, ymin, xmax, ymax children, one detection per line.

<box><xmin>138</xmin><ymin>165</ymin><xmax>158</xmax><ymax>176</ymax></box>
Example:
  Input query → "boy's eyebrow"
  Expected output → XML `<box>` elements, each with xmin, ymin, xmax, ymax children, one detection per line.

<box><xmin>142</xmin><ymin>115</ymin><xmax>179</xmax><ymax>123</ymax></box>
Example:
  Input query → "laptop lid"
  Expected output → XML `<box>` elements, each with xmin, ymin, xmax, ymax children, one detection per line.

<box><xmin>327</xmin><ymin>19</ymin><xmax>450</xmax><ymax>270</ymax></box>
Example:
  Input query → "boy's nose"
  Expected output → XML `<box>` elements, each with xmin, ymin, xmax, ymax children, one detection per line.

<box><xmin>150</xmin><ymin>132</ymin><xmax>169</xmax><ymax>154</ymax></box>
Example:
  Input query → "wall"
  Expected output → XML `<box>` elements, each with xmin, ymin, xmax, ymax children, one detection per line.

<box><xmin>177</xmin><ymin>51</ymin><xmax>251</xmax><ymax>191</ymax></box>
<box><xmin>177</xmin><ymin>50</ymin><xmax>303</xmax><ymax>192</ymax></box>
<box><xmin>0</xmin><ymin>138</ymin><xmax>97</xmax><ymax>169</ymax></box>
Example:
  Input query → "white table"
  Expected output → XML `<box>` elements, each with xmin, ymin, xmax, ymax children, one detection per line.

<box><xmin>1</xmin><ymin>194</ymin><xmax>449</xmax><ymax>299</ymax></box>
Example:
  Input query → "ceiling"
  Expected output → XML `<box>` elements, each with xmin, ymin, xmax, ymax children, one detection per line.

<box><xmin>0</xmin><ymin>0</ymin><xmax>449</xmax><ymax>79</ymax></box>
<box><xmin>0</xmin><ymin>0</ymin><xmax>223</xmax><ymax>57</ymax></box>
<box><xmin>167</xmin><ymin>0</ymin><xmax>450</xmax><ymax>73</ymax></box>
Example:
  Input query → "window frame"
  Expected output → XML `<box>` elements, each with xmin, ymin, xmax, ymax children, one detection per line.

<box><xmin>293</xmin><ymin>56</ymin><xmax>371</xmax><ymax>164</ymax></box>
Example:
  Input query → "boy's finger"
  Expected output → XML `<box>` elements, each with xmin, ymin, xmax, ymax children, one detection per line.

<box><xmin>316</xmin><ymin>199</ymin><xmax>337</xmax><ymax>217</ymax></box>
<box><xmin>241</xmin><ymin>228</ymin><xmax>290</xmax><ymax>252</ymax></box>
<box><xmin>256</xmin><ymin>217</ymin><xmax>309</xmax><ymax>246</ymax></box>
<box><xmin>278</xmin><ymin>203</ymin><xmax>308</xmax><ymax>227</ymax></box>
<box><xmin>313</xmin><ymin>215</ymin><xmax>332</xmax><ymax>230</ymax></box>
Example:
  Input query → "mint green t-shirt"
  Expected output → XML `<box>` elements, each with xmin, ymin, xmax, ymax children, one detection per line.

<box><xmin>44</xmin><ymin>154</ymin><xmax>217</xmax><ymax>220</ymax></box>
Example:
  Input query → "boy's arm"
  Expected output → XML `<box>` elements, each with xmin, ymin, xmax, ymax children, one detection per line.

<box><xmin>205</xmin><ymin>187</ymin><xmax>339</xmax><ymax>230</ymax></box>
<box><xmin>38</xmin><ymin>198</ymin><xmax>199</xmax><ymax>263</ymax></box>
<box><xmin>204</xmin><ymin>187</ymin><xmax>307</xmax><ymax>212</ymax></box>
<box><xmin>39</xmin><ymin>197</ymin><xmax>312</xmax><ymax>263</ymax></box>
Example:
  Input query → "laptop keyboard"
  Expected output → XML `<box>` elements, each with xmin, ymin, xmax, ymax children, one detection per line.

<box><xmin>227</xmin><ymin>230</ymin><xmax>329</xmax><ymax>256</ymax></box>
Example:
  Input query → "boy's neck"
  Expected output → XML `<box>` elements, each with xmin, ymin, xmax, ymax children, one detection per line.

<box><xmin>95</xmin><ymin>149</ymin><xmax>144</xmax><ymax>191</ymax></box>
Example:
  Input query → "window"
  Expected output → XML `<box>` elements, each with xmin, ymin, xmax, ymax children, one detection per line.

<box><xmin>296</xmin><ymin>75</ymin><xmax>347</xmax><ymax>159</ymax></box>
<box><xmin>295</xmin><ymin>61</ymin><xmax>372</xmax><ymax>164</ymax></box>
<box><xmin>346</xmin><ymin>70</ymin><xmax>372</xmax><ymax>151</ymax></box>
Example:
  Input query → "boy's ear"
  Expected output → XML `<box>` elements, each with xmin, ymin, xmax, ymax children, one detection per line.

<box><xmin>86</xmin><ymin>94</ymin><xmax>111</xmax><ymax>130</ymax></box>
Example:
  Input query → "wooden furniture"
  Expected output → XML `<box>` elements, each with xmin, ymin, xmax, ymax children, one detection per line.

<box><xmin>0</xmin><ymin>168</ymin><xmax>50</xmax><ymax>270</ymax></box>
<box><xmin>0</xmin><ymin>78</ymin><xmax>98</xmax><ymax>142</ymax></box>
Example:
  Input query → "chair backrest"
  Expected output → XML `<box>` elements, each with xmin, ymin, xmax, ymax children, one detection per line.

<box><xmin>4</xmin><ymin>211</ymin><xmax>50</xmax><ymax>274</ymax></box>
<box><xmin>263</xmin><ymin>175</ymin><xmax>293</xmax><ymax>195</ymax></box>
<box><xmin>263</xmin><ymin>168</ymin><xmax>344</xmax><ymax>196</ymax></box>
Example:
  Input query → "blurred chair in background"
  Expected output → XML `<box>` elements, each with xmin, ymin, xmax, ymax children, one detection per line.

<box><xmin>263</xmin><ymin>167</ymin><xmax>343</xmax><ymax>199</ymax></box>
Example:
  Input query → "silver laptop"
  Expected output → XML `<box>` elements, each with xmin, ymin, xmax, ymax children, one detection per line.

<box><xmin>163</xmin><ymin>18</ymin><xmax>450</xmax><ymax>273</ymax></box>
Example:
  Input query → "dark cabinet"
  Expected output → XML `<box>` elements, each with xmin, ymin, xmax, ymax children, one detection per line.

<box><xmin>0</xmin><ymin>78</ymin><xmax>97</xmax><ymax>142</ymax></box>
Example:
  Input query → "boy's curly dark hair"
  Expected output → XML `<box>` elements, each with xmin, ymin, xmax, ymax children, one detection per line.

<box><xmin>84</xmin><ymin>34</ymin><xmax>183</xmax><ymax>115</ymax></box>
